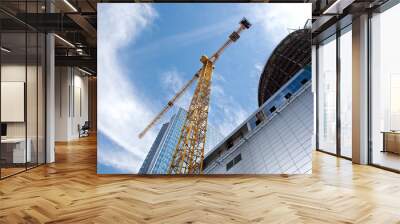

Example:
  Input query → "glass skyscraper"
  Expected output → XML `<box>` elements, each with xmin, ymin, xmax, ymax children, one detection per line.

<box><xmin>139</xmin><ymin>107</ymin><xmax>223</xmax><ymax>174</ymax></box>
<box><xmin>138</xmin><ymin>123</ymin><xmax>169</xmax><ymax>174</ymax></box>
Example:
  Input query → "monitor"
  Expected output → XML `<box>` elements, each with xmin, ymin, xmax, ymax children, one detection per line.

<box><xmin>1</xmin><ymin>123</ymin><xmax>7</xmax><ymax>137</ymax></box>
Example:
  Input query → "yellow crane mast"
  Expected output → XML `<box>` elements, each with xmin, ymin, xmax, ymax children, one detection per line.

<box><xmin>139</xmin><ymin>18</ymin><xmax>251</xmax><ymax>174</ymax></box>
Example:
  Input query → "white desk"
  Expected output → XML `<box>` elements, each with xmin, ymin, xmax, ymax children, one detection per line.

<box><xmin>1</xmin><ymin>138</ymin><xmax>31</xmax><ymax>163</ymax></box>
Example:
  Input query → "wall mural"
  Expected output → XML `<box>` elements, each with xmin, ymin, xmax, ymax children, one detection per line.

<box><xmin>97</xmin><ymin>3</ymin><xmax>312</xmax><ymax>175</ymax></box>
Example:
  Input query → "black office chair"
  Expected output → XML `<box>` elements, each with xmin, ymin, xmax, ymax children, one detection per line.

<box><xmin>79</xmin><ymin>121</ymin><xmax>90</xmax><ymax>138</ymax></box>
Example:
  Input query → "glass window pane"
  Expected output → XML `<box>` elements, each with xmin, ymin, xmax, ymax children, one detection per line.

<box><xmin>1</xmin><ymin>31</ymin><xmax>27</xmax><ymax>177</ymax></box>
<box><xmin>371</xmin><ymin>4</ymin><xmax>400</xmax><ymax>171</ymax></box>
<box><xmin>0</xmin><ymin>1</ymin><xmax>46</xmax><ymax>179</ymax></box>
<box><xmin>27</xmin><ymin>31</ymin><xmax>38</xmax><ymax>169</ymax></box>
<box><xmin>317</xmin><ymin>36</ymin><xmax>337</xmax><ymax>154</ymax></box>
<box><xmin>340</xmin><ymin>28</ymin><xmax>352</xmax><ymax>158</ymax></box>
<box><xmin>38</xmin><ymin>33</ymin><xmax>45</xmax><ymax>165</ymax></box>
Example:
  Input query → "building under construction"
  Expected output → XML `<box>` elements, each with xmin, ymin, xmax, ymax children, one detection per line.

<box><xmin>258</xmin><ymin>28</ymin><xmax>311</xmax><ymax>106</ymax></box>
<box><xmin>139</xmin><ymin>18</ymin><xmax>252</xmax><ymax>174</ymax></box>
<box><xmin>203</xmin><ymin>28</ymin><xmax>313</xmax><ymax>174</ymax></box>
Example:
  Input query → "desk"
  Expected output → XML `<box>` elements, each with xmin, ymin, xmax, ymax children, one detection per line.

<box><xmin>382</xmin><ymin>131</ymin><xmax>400</xmax><ymax>154</ymax></box>
<box><xmin>1</xmin><ymin>138</ymin><xmax>31</xmax><ymax>163</ymax></box>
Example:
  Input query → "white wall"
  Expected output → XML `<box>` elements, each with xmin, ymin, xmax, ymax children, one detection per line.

<box><xmin>1</xmin><ymin>64</ymin><xmax>25</xmax><ymax>126</ymax></box>
<box><xmin>205</xmin><ymin>85</ymin><xmax>314</xmax><ymax>174</ymax></box>
<box><xmin>73</xmin><ymin>73</ymin><xmax>89</xmax><ymax>137</ymax></box>
<box><xmin>1</xmin><ymin>82</ymin><xmax>25</xmax><ymax>122</ymax></box>
<box><xmin>1</xmin><ymin>65</ymin><xmax>40</xmax><ymax>138</ymax></box>
<box><xmin>55</xmin><ymin>67</ymin><xmax>89</xmax><ymax>141</ymax></box>
<box><xmin>1</xmin><ymin>65</ymin><xmax>26</xmax><ymax>137</ymax></box>
<box><xmin>55</xmin><ymin>67</ymin><xmax>69</xmax><ymax>141</ymax></box>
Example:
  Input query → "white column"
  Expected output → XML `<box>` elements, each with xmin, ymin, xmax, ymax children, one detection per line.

<box><xmin>352</xmin><ymin>14</ymin><xmax>369</xmax><ymax>164</ymax></box>
<box><xmin>55</xmin><ymin>67</ymin><xmax>73</xmax><ymax>141</ymax></box>
<box><xmin>46</xmin><ymin>33</ymin><xmax>55</xmax><ymax>163</ymax></box>
<box><xmin>45</xmin><ymin>0</ymin><xmax>55</xmax><ymax>163</ymax></box>
<box><xmin>312</xmin><ymin>45</ymin><xmax>317</xmax><ymax>150</ymax></box>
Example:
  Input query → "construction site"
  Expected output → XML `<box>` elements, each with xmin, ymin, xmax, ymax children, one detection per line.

<box><xmin>139</xmin><ymin>18</ymin><xmax>312</xmax><ymax>175</ymax></box>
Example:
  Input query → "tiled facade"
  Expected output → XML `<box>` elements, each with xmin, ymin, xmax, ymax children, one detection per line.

<box><xmin>203</xmin><ymin>67</ymin><xmax>313</xmax><ymax>174</ymax></box>
<box><xmin>140</xmin><ymin>107</ymin><xmax>223</xmax><ymax>174</ymax></box>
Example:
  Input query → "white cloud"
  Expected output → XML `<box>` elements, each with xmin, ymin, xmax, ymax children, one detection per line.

<box><xmin>209</xmin><ymin>79</ymin><xmax>250</xmax><ymax>137</ymax></box>
<box><xmin>162</xmin><ymin>69</ymin><xmax>185</xmax><ymax>92</ymax></box>
<box><xmin>213</xmin><ymin>71</ymin><xmax>226</xmax><ymax>83</ymax></box>
<box><xmin>254</xmin><ymin>63</ymin><xmax>263</xmax><ymax>74</ymax></box>
<box><xmin>251</xmin><ymin>62</ymin><xmax>264</xmax><ymax>80</ymax></box>
<box><xmin>133</xmin><ymin>17</ymin><xmax>235</xmax><ymax>56</ymax></box>
<box><xmin>160</xmin><ymin>69</ymin><xmax>193</xmax><ymax>111</ymax></box>
<box><xmin>97</xmin><ymin>3</ymin><xmax>158</xmax><ymax>173</ymax></box>
<box><xmin>243</xmin><ymin>3</ymin><xmax>311</xmax><ymax>43</ymax></box>
<box><xmin>98</xmin><ymin>139</ymin><xmax>141</xmax><ymax>173</ymax></box>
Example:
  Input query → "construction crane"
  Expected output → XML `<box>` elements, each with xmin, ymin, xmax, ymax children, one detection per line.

<box><xmin>138</xmin><ymin>18</ymin><xmax>252</xmax><ymax>174</ymax></box>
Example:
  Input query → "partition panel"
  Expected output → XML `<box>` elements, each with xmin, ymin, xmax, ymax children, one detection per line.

<box><xmin>0</xmin><ymin>31</ymin><xmax>28</xmax><ymax>178</ymax></box>
<box><xmin>0</xmin><ymin>1</ymin><xmax>47</xmax><ymax>179</ymax></box>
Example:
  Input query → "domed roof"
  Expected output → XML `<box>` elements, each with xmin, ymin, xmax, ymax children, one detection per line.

<box><xmin>258</xmin><ymin>29</ymin><xmax>311</xmax><ymax>106</ymax></box>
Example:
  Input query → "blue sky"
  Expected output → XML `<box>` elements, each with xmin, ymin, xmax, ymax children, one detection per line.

<box><xmin>97</xmin><ymin>3</ymin><xmax>311</xmax><ymax>173</ymax></box>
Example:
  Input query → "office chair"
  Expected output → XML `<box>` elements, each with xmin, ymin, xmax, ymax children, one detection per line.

<box><xmin>79</xmin><ymin>121</ymin><xmax>90</xmax><ymax>138</ymax></box>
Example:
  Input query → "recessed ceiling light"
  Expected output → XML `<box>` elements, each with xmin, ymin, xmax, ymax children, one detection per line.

<box><xmin>54</xmin><ymin>34</ymin><xmax>75</xmax><ymax>48</ymax></box>
<box><xmin>1</xmin><ymin>47</ymin><xmax>11</xmax><ymax>53</ymax></box>
<box><xmin>323</xmin><ymin>0</ymin><xmax>354</xmax><ymax>15</ymax></box>
<box><xmin>63</xmin><ymin>0</ymin><xmax>78</xmax><ymax>12</ymax></box>
<box><xmin>78</xmin><ymin>67</ymin><xmax>93</xmax><ymax>76</ymax></box>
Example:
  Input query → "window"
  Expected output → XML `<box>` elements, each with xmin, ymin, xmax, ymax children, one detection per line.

<box><xmin>0</xmin><ymin>2</ymin><xmax>46</xmax><ymax>179</ymax></box>
<box><xmin>301</xmin><ymin>78</ymin><xmax>308</xmax><ymax>85</ymax></box>
<box><xmin>226</xmin><ymin>161</ymin><xmax>234</xmax><ymax>171</ymax></box>
<box><xmin>269</xmin><ymin>106</ymin><xmax>276</xmax><ymax>113</ymax></box>
<box><xmin>370</xmin><ymin>4</ymin><xmax>400</xmax><ymax>171</ymax></box>
<box><xmin>339</xmin><ymin>26</ymin><xmax>352</xmax><ymax>158</ymax></box>
<box><xmin>284</xmin><ymin>92</ymin><xmax>292</xmax><ymax>99</ymax></box>
<box><xmin>317</xmin><ymin>35</ymin><xmax>337</xmax><ymax>154</ymax></box>
<box><xmin>255</xmin><ymin>111</ymin><xmax>265</xmax><ymax>126</ymax></box>
<box><xmin>249</xmin><ymin>111</ymin><xmax>267</xmax><ymax>130</ymax></box>
<box><xmin>226</xmin><ymin>154</ymin><xmax>242</xmax><ymax>171</ymax></box>
<box><xmin>315</xmin><ymin>24</ymin><xmax>353</xmax><ymax>159</ymax></box>
<box><xmin>227</xmin><ymin>141</ymin><xmax>234</xmax><ymax>149</ymax></box>
<box><xmin>234</xmin><ymin>154</ymin><xmax>242</xmax><ymax>164</ymax></box>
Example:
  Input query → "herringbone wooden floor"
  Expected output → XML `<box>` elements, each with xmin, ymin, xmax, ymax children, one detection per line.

<box><xmin>1</xmin><ymin>135</ymin><xmax>400</xmax><ymax>224</ymax></box>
